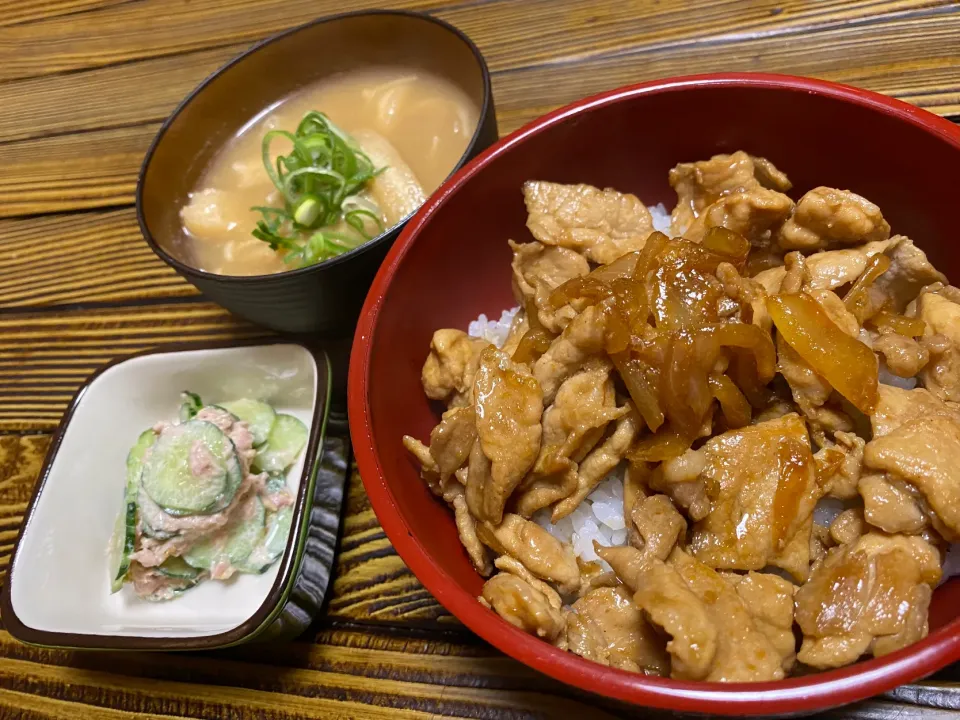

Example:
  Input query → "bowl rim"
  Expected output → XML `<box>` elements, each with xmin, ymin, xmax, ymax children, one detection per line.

<box><xmin>1</xmin><ymin>338</ymin><xmax>332</xmax><ymax>651</ymax></box>
<box><xmin>348</xmin><ymin>72</ymin><xmax>960</xmax><ymax>714</ymax></box>
<box><xmin>135</xmin><ymin>8</ymin><xmax>494</xmax><ymax>284</ymax></box>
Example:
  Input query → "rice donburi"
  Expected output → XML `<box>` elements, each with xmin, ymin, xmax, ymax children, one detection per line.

<box><xmin>403</xmin><ymin>150</ymin><xmax>960</xmax><ymax>681</ymax></box>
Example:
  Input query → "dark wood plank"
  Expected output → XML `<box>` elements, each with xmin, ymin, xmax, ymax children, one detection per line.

<box><xmin>0</xmin><ymin>0</ymin><xmax>460</xmax><ymax>82</ymax></box>
<box><xmin>0</xmin><ymin>304</ymin><xmax>263</xmax><ymax>432</ymax></box>
<box><xmin>0</xmin><ymin>624</ymin><xmax>947</xmax><ymax>720</ymax></box>
<box><xmin>0</xmin><ymin>627</ymin><xmax>522</xmax><ymax>692</ymax></box>
<box><xmin>488</xmin><ymin>9</ymin><xmax>960</xmax><ymax>122</ymax></box>
<box><xmin>0</xmin><ymin>688</ymin><xmax>172</xmax><ymax>720</ymax></box>
<box><xmin>0</xmin><ymin>0</ymin><xmax>949</xmax><ymax>82</ymax></box>
<box><xmin>442</xmin><ymin>0</ymin><xmax>955</xmax><ymax>75</ymax></box>
<box><xmin>2</xmin><ymin>1</ymin><xmax>960</xmax><ymax>718</ymax></box>
<box><xmin>0</xmin><ymin>649</ymin><xmax>621</xmax><ymax>719</ymax></box>
<box><xmin>0</xmin><ymin>124</ymin><xmax>158</xmax><ymax>218</ymax></box>
<box><xmin>2</xmin><ymin>3</ymin><xmax>959</xmax><ymax>144</ymax></box>
<box><xmin>330</xmin><ymin>468</ymin><xmax>451</xmax><ymax>623</ymax></box>
<box><xmin>0</xmin><ymin>435</ymin><xmax>51</xmax><ymax>577</ymax></box>
<box><xmin>0</xmin><ymin>45</ymin><xmax>242</xmax><ymax>143</ymax></box>
<box><xmin>0</xmin><ymin>210</ymin><xmax>196</xmax><ymax>305</ymax></box>
<box><xmin>0</xmin><ymin>592</ymin><xmax>955</xmax><ymax>719</ymax></box>
<box><xmin>0</xmin><ymin>0</ymin><xmax>130</xmax><ymax>29</ymax></box>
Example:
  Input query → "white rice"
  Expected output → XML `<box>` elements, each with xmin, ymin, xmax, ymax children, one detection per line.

<box><xmin>812</xmin><ymin>496</ymin><xmax>855</xmax><ymax>528</ymax></box>
<box><xmin>649</xmin><ymin>202</ymin><xmax>671</xmax><ymax>234</ymax></box>
<box><xmin>534</xmin><ymin>470</ymin><xmax>627</xmax><ymax>570</ymax></box>
<box><xmin>468</xmin><ymin>307</ymin><xmax>520</xmax><ymax>348</ymax></box>
<box><xmin>878</xmin><ymin>362</ymin><xmax>918</xmax><ymax>390</ymax></box>
<box><xmin>867</xmin><ymin>329</ymin><xmax>919</xmax><ymax>389</ymax></box>
<box><xmin>942</xmin><ymin>545</ymin><xmax>960</xmax><ymax>581</ymax></box>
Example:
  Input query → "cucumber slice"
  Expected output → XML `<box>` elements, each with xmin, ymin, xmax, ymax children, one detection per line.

<box><xmin>204</xmin><ymin>405</ymin><xmax>240</xmax><ymax>423</ymax></box>
<box><xmin>183</xmin><ymin>495</ymin><xmax>266</xmax><ymax>572</ymax></box>
<box><xmin>138</xmin><ymin>484</ymin><xmax>180</xmax><ymax>539</ymax></box>
<box><xmin>141</xmin><ymin>515</ymin><xmax>176</xmax><ymax>540</ymax></box>
<box><xmin>254</xmin><ymin>414</ymin><xmax>308</xmax><ymax>473</ymax></box>
<box><xmin>111</xmin><ymin>429</ymin><xmax>155</xmax><ymax>592</ymax></box>
<box><xmin>264</xmin><ymin>472</ymin><xmax>287</xmax><ymax>495</ymax></box>
<box><xmin>126</xmin><ymin>429</ymin><xmax>156</xmax><ymax>493</ymax></box>
<box><xmin>238</xmin><ymin>506</ymin><xmax>293</xmax><ymax>574</ymax></box>
<box><xmin>141</xmin><ymin>420</ymin><xmax>243</xmax><ymax>515</ymax></box>
<box><xmin>220</xmin><ymin>399</ymin><xmax>276</xmax><ymax>446</ymax></box>
<box><xmin>263</xmin><ymin>506</ymin><xmax>293</xmax><ymax>557</ymax></box>
<box><xmin>108</xmin><ymin>499</ymin><xmax>137</xmax><ymax>593</ymax></box>
<box><xmin>179</xmin><ymin>391</ymin><xmax>203</xmax><ymax>422</ymax></box>
<box><xmin>141</xmin><ymin>570</ymin><xmax>202</xmax><ymax>602</ymax></box>
<box><xmin>156</xmin><ymin>556</ymin><xmax>201</xmax><ymax>580</ymax></box>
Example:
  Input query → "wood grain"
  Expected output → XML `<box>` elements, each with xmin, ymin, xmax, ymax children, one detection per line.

<box><xmin>0</xmin><ymin>124</ymin><xmax>158</xmax><ymax>218</ymax></box>
<box><xmin>0</xmin><ymin>688</ymin><xmax>172</xmax><ymax>720</ymax></box>
<box><xmin>0</xmin><ymin>210</ymin><xmax>196</xmax><ymax>305</ymax></box>
<box><xmin>2</xmin><ymin>4</ymin><xmax>958</xmax><ymax>142</ymax></box>
<box><xmin>0</xmin><ymin>0</ymin><xmax>130</xmax><ymax>29</ymax></box>
<box><xmin>0</xmin><ymin>626</ymin><xmax>955</xmax><ymax>720</ymax></box>
<box><xmin>0</xmin><ymin>0</ymin><xmax>950</xmax><ymax>82</ymax></box>
<box><xmin>0</xmin><ymin>303</ymin><xmax>262</xmax><ymax>432</ymax></box>
<box><xmin>0</xmin><ymin>627</ymin><xmax>622</xmax><ymax>720</ymax></box>
<box><xmin>0</xmin><ymin>0</ymin><xmax>456</xmax><ymax>82</ymax></box>
<box><xmin>0</xmin><ymin>45</ymin><xmax>242</xmax><ymax>144</ymax></box>
<box><xmin>330</xmin><ymin>469</ymin><xmax>451</xmax><ymax>623</ymax></box>
<box><xmin>0</xmin><ymin>436</ymin><xmax>50</xmax><ymax>577</ymax></box>
<box><xmin>487</xmin><ymin>10</ymin><xmax>960</xmax><ymax>121</ymax></box>
<box><xmin>442</xmin><ymin>0</ymin><xmax>955</xmax><ymax>75</ymax></box>
<box><xmin>1</xmin><ymin>6</ymin><xmax>958</xmax><ymax>216</ymax></box>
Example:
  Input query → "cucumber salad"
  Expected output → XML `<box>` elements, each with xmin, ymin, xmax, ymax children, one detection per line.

<box><xmin>109</xmin><ymin>392</ymin><xmax>308</xmax><ymax>601</ymax></box>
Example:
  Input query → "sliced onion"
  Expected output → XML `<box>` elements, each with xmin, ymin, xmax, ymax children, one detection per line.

<box><xmin>768</xmin><ymin>293</ymin><xmax>879</xmax><ymax>414</ymax></box>
<box><xmin>708</xmin><ymin>373</ymin><xmax>752</xmax><ymax>429</ymax></box>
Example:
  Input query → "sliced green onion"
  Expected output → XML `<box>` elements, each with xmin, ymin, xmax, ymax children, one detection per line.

<box><xmin>344</xmin><ymin>208</ymin><xmax>383</xmax><ymax>239</ymax></box>
<box><xmin>250</xmin><ymin>112</ymin><xmax>388</xmax><ymax>269</ymax></box>
<box><xmin>283</xmin><ymin>166</ymin><xmax>345</xmax><ymax>205</ymax></box>
<box><xmin>260</xmin><ymin>130</ymin><xmax>298</xmax><ymax>192</ymax></box>
<box><xmin>293</xmin><ymin>196</ymin><xmax>322</xmax><ymax>227</ymax></box>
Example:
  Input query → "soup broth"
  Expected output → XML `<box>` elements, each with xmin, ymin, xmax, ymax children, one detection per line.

<box><xmin>181</xmin><ymin>67</ymin><xmax>479</xmax><ymax>276</ymax></box>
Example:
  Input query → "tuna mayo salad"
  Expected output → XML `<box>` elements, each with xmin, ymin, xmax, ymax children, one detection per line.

<box><xmin>109</xmin><ymin>392</ymin><xmax>308</xmax><ymax>601</ymax></box>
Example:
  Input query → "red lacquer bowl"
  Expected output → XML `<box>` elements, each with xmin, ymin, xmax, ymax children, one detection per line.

<box><xmin>348</xmin><ymin>74</ymin><xmax>960</xmax><ymax>715</ymax></box>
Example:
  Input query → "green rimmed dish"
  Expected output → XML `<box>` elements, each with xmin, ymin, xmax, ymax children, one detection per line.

<box><xmin>1</xmin><ymin>340</ymin><xmax>347</xmax><ymax>650</ymax></box>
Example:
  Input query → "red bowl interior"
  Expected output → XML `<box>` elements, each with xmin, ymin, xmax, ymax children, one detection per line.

<box><xmin>349</xmin><ymin>73</ymin><xmax>960</xmax><ymax>715</ymax></box>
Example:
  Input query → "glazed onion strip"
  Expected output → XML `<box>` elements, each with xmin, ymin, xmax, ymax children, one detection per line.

<box><xmin>768</xmin><ymin>293</ymin><xmax>879</xmax><ymax>414</ymax></box>
<box><xmin>708</xmin><ymin>373</ymin><xmax>752</xmax><ymax>429</ymax></box>
<box><xmin>628</xmin><ymin>426</ymin><xmax>693</xmax><ymax>462</ymax></box>
<box><xmin>869</xmin><ymin>310</ymin><xmax>926</xmax><ymax>338</ymax></box>
<box><xmin>613</xmin><ymin>350</ymin><xmax>664</xmax><ymax>431</ymax></box>
<box><xmin>843</xmin><ymin>253</ymin><xmax>891</xmax><ymax>323</ymax></box>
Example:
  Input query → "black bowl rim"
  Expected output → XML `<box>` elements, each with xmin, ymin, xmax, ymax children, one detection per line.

<box><xmin>136</xmin><ymin>8</ymin><xmax>494</xmax><ymax>285</ymax></box>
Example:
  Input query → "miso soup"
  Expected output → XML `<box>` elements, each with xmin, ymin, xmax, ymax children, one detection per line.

<box><xmin>180</xmin><ymin>67</ymin><xmax>480</xmax><ymax>276</ymax></box>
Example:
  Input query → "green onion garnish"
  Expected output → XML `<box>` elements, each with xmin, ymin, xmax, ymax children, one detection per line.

<box><xmin>250</xmin><ymin>112</ymin><xmax>386</xmax><ymax>268</ymax></box>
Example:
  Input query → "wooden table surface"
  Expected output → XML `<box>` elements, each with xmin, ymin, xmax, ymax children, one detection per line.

<box><xmin>1</xmin><ymin>1</ymin><xmax>960</xmax><ymax>718</ymax></box>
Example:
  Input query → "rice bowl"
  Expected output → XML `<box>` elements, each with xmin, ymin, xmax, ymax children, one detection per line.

<box><xmin>350</xmin><ymin>73</ymin><xmax>960</xmax><ymax>714</ymax></box>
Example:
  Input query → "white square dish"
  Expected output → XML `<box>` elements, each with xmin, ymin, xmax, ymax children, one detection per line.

<box><xmin>2</xmin><ymin>341</ymin><xmax>343</xmax><ymax>650</ymax></box>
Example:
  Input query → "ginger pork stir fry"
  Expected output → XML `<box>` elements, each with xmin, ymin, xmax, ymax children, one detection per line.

<box><xmin>404</xmin><ymin>150</ymin><xmax>960</xmax><ymax>681</ymax></box>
